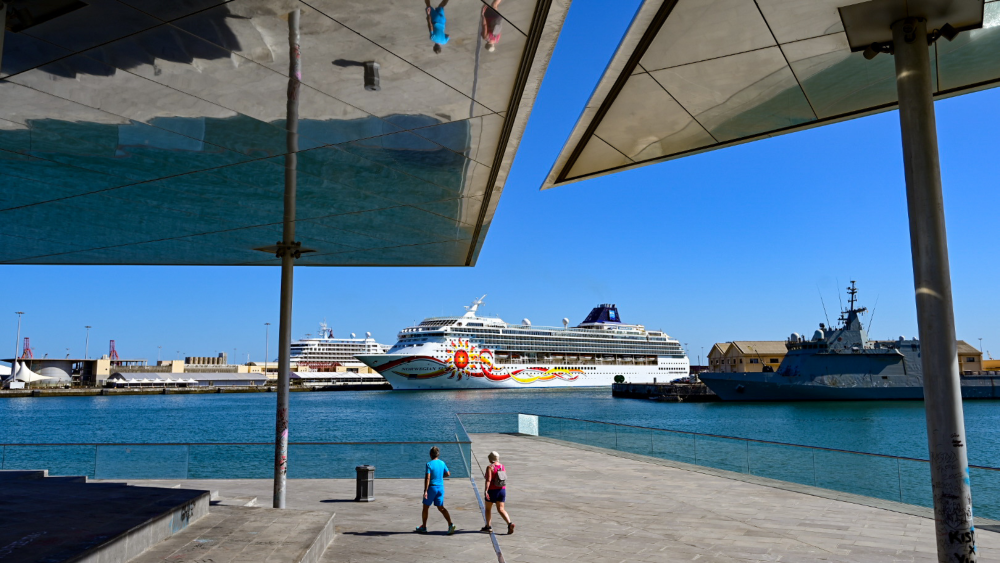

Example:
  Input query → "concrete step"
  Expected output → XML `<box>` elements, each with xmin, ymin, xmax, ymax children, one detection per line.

<box><xmin>0</xmin><ymin>469</ymin><xmax>48</xmax><ymax>481</ymax></box>
<box><xmin>42</xmin><ymin>475</ymin><xmax>89</xmax><ymax>483</ymax></box>
<box><xmin>211</xmin><ymin>496</ymin><xmax>258</xmax><ymax>507</ymax></box>
<box><xmin>0</xmin><ymin>480</ymin><xmax>210</xmax><ymax>563</ymax></box>
<box><xmin>131</xmin><ymin>505</ymin><xmax>335</xmax><ymax>563</ymax></box>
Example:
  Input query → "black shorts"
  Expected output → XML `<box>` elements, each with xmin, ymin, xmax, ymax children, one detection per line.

<box><xmin>485</xmin><ymin>488</ymin><xmax>506</xmax><ymax>503</ymax></box>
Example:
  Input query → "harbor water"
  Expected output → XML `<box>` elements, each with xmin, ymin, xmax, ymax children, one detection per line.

<box><xmin>4</xmin><ymin>388</ymin><xmax>1000</xmax><ymax>466</ymax></box>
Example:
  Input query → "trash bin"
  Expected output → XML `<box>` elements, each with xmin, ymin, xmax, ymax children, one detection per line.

<box><xmin>355</xmin><ymin>465</ymin><xmax>375</xmax><ymax>502</ymax></box>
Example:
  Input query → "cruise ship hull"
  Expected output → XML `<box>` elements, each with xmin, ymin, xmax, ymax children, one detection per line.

<box><xmin>356</xmin><ymin>354</ymin><xmax>660</xmax><ymax>390</ymax></box>
<box><xmin>699</xmin><ymin>372</ymin><xmax>1000</xmax><ymax>401</ymax></box>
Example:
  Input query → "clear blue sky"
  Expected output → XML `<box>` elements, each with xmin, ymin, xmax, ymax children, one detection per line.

<box><xmin>2</xmin><ymin>0</ymin><xmax>997</xmax><ymax>367</ymax></box>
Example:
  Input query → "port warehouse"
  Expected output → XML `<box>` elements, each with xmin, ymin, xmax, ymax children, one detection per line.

<box><xmin>2</xmin><ymin>352</ymin><xmax>382</xmax><ymax>389</ymax></box>
<box><xmin>707</xmin><ymin>340</ymin><xmax>989</xmax><ymax>374</ymax></box>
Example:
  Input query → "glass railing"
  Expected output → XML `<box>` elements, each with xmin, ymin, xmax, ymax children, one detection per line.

<box><xmin>455</xmin><ymin>412</ymin><xmax>1000</xmax><ymax>521</ymax></box>
<box><xmin>0</xmin><ymin>440</ymin><xmax>471</xmax><ymax>480</ymax></box>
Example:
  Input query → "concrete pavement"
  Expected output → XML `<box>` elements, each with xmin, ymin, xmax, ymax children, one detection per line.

<box><xmin>121</xmin><ymin>433</ymin><xmax>1000</xmax><ymax>562</ymax></box>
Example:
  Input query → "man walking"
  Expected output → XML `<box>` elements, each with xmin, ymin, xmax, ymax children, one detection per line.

<box><xmin>425</xmin><ymin>0</ymin><xmax>450</xmax><ymax>54</ymax></box>
<box><xmin>416</xmin><ymin>446</ymin><xmax>456</xmax><ymax>534</ymax></box>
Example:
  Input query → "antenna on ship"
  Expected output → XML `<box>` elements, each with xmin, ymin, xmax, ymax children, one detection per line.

<box><xmin>836</xmin><ymin>278</ymin><xmax>845</xmax><ymax>325</ymax></box>
<box><xmin>817</xmin><ymin>286</ymin><xmax>831</xmax><ymax>327</ymax></box>
<box><xmin>866</xmin><ymin>294</ymin><xmax>880</xmax><ymax>332</ymax></box>
<box><xmin>463</xmin><ymin>294</ymin><xmax>486</xmax><ymax>318</ymax></box>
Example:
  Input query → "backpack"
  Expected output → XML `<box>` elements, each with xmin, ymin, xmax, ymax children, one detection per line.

<box><xmin>489</xmin><ymin>463</ymin><xmax>506</xmax><ymax>488</ymax></box>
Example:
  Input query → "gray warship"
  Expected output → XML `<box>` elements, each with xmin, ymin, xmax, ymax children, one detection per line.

<box><xmin>699</xmin><ymin>282</ymin><xmax>999</xmax><ymax>401</ymax></box>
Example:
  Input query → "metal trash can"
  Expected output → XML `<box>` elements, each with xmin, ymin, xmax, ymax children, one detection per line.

<box><xmin>355</xmin><ymin>465</ymin><xmax>375</xmax><ymax>502</ymax></box>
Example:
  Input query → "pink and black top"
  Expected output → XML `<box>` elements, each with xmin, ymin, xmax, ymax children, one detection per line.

<box><xmin>485</xmin><ymin>462</ymin><xmax>505</xmax><ymax>490</ymax></box>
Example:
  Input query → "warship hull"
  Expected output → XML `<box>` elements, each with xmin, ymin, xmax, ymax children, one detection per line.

<box><xmin>703</xmin><ymin>282</ymin><xmax>997</xmax><ymax>402</ymax></box>
<box><xmin>699</xmin><ymin>373</ymin><xmax>1000</xmax><ymax>401</ymax></box>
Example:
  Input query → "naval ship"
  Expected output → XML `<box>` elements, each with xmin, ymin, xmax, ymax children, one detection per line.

<box><xmin>699</xmin><ymin>283</ymin><xmax>999</xmax><ymax>401</ymax></box>
<box><xmin>356</xmin><ymin>297</ymin><xmax>689</xmax><ymax>390</ymax></box>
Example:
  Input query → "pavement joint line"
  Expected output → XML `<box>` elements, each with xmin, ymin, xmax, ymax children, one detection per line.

<box><xmin>464</xmin><ymin>443</ymin><xmax>505</xmax><ymax>563</ymax></box>
<box><xmin>516</xmin><ymin>434</ymin><xmax>1000</xmax><ymax>530</ymax></box>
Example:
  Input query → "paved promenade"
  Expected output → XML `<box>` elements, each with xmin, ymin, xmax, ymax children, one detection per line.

<box><xmin>125</xmin><ymin>433</ymin><xmax>1000</xmax><ymax>562</ymax></box>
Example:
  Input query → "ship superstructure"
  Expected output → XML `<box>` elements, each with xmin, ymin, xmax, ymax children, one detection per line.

<box><xmin>699</xmin><ymin>282</ymin><xmax>1000</xmax><ymax>401</ymax></box>
<box><xmin>356</xmin><ymin>297</ymin><xmax>689</xmax><ymax>390</ymax></box>
<box><xmin>289</xmin><ymin>322</ymin><xmax>388</xmax><ymax>371</ymax></box>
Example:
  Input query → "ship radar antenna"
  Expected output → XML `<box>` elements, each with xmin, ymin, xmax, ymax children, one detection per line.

<box><xmin>817</xmin><ymin>286</ymin><xmax>831</xmax><ymax>328</ymax></box>
<box><xmin>835</xmin><ymin>278</ymin><xmax>845</xmax><ymax>323</ymax></box>
<box><xmin>866</xmin><ymin>294</ymin><xmax>880</xmax><ymax>333</ymax></box>
<box><xmin>463</xmin><ymin>294</ymin><xmax>487</xmax><ymax>318</ymax></box>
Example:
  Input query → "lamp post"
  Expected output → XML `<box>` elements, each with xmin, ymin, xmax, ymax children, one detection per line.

<box><xmin>265</xmin><ymin>323</ymin><xmax>271</xmax><ymax>375</ymax></box>
<box><xmin>85</xmin><ymin>326</ymin><xmax>91</xmax><ymax>359</ymax></box>
<box><xmin>13</xmin><ymin>311</ymin><xmax>24</xmax><ymax>363</ymax></box>
<box><xmin>979</xmin><ymin>338</ymin><xmax>983</xmax><ymax>354</ymax></box>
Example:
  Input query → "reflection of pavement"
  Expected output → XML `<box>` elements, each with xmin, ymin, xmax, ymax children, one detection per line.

<box><xmin>467</xmin><ymin>433</ymin><xmax>1000</xmax><ymax>563</ymax></box>
<box><xmin>121</xmin><ymin>477</ymin><xmax>495</xmax><ymax>562</ymax></box>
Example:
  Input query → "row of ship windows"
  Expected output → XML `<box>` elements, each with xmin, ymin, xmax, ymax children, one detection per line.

<box><xmin>405</xmin><ymin>329</ymin><xmax>670</xmax><ymax>342</ymax></box>
<box><xmin>401</xmin><ymin>336</ymin><xmax>681</xmax><ymax>347</ymax></box>
<box><xmin>398</xmin><ymin>340</ymin><xmax>677</xmax><ymax>349</ymax></box>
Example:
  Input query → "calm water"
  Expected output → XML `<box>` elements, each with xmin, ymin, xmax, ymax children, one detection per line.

<box><xmin>3</xmin><ymin>388</ymin><xmax>1000</xmax><ymax>466</ymax></box>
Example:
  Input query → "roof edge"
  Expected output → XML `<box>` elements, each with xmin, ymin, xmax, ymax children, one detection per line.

<box><xmin>540</xmin><ymin>0</ymin><xmax>673</xmax><ymax>190</ymax></box>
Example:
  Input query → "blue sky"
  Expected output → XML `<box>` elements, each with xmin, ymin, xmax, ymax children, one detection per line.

<box><xmin>2</xmin><ymin>0</ymin><xmax>998</xmax><ymax>367</ymax></box>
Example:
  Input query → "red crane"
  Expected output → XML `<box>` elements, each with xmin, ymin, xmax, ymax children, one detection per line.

<box><xmin>109</xmin><ymin>340</ymin><xmax>120</xmax><ymax>362</ymax></box>
<box><xmin>20</xmin><ymin>337</ymin><xmax>33</xmax><ymax>359</ymax></box>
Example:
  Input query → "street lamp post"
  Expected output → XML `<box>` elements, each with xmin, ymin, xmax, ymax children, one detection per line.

<box><xmin>13</xmin><ymin>311</ymin><xmax>24</xmax><ymax>363</ymax></box>
<box><xmin>265</xmin><ymin>323</ymin><xmax>271</xmax><ymax>376</ymax></box>
<box><xmin>85</xmin><ymin>326</ymin><xmax>91</xmax><ymax>359</ymax></box>
<box><xmin>158</xmin><ymin>346</ymin><xmax>162</xmax><ymax>363</ymax></box>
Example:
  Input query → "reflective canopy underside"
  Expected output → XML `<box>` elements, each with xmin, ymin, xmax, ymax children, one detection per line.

<box><xmin>0</xmin><ymin>0</ymin><xmax>569</xmax><ymax>266</ymax></box>
<box><xmin>543</xmin><ymin>0</ymin><xmax>1000</xmax><ymax>189</ymax></box>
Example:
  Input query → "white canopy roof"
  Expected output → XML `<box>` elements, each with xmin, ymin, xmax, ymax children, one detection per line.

<box><xmin>15</xmin><ymin>362</ymin><xmax>54</xmax><ymax>383</ymax></box>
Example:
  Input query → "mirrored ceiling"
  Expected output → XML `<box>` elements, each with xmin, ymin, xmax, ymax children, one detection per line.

<box><xmin>543</xmin><ymin>0</ymin><xmax>1000</xmax><ymax>188</ymax></box>
<box><xmin>0</xmin><ymin>0</ymin><xmax>569</xmax><ymax>265</ymax></box>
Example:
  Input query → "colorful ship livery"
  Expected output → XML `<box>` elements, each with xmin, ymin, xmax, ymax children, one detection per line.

<box><xmin>356</xmin><ymin>296</ymin><xmax>689</xmax><ymax>390</ymax></box>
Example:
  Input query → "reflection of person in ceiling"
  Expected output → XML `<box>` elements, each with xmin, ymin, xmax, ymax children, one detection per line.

<box><xmin>426</xmin><ymin>0</ymin><xmax>451</xmax><ymax>54</ymax></box>
<box><xmin>481</xmin><ymin>0</ymin><xmax>503</xmax><ymax>52</ymax></box>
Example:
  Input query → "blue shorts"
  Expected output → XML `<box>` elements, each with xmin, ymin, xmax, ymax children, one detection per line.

<box><xmin>485</xmin><ymin>488</ymin><xmax>506</xmax><ymax>503</ymax></box>
<box><xmin>423</xmin><ymin>486</ymin><xmax>445</xmax><ymax>507</ymax></box>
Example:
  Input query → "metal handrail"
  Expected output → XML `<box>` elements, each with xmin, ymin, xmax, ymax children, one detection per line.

<box><xmin>0</xmin><ymin>440</ymin><xmax>470</xmax><ymax>447</ymax></box>
<box><xmin>454</xmin><ymin>412</ymin><xmax>1000</xmax><ymax>472</ymax></box>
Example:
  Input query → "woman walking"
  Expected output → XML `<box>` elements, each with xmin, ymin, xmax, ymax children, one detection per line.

<box><xmin>482</xmin><ymin>451</ymin><xmax>514</xmax><ymax>534</ymax></box>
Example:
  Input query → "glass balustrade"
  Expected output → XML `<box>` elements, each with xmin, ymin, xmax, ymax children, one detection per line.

<box><xmin>455</xmin><ymin>413</ymin><xmax>1000</xmax><ymax>521</ymax></box>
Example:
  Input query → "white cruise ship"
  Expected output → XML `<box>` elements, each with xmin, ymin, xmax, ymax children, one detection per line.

<box><xmin>356</xmin><ymin>297</ymin><xmax>689</xmax><ymax>390</ymax></box>
<box><xmin>290</xmin><ymin>322</ymin><xmax>389</xmax><ymax>372</ymax></box>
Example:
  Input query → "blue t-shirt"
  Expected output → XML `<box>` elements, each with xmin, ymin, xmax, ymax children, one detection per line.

<box><xmin>429</xmin><ymin>7</ymin><xmax>449</xmax><ymax>45</ymax></box>
<box><xmin>426</xmin><ymin>459</ymin><xmax>449</xmax><ymax>487</ymax></box>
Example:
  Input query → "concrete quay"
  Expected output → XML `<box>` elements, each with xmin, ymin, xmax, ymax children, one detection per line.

<box><xmin>117</xmin><ymin>433</ymin><xmax>1000</xmax><ymax>562</ymax></box>
<box><xmin>612</xmin><ymin>381</ymin><xmax>718</xmax><ymax>402</ymax></box>
<box><xmin>0</xmin><ymin>383</ymin><xmax>390</xmax><ymax>399</ymax></box>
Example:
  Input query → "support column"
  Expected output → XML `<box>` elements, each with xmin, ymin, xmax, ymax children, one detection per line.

<box><xmin>273</xmin><ymin>8</ymin><xmax>301</xmax><ymax>510</ymax></box>
<box><xmin>892</xmin><ymin>17</ymin><xmax>976</xmax><ymax>562</ymax></box>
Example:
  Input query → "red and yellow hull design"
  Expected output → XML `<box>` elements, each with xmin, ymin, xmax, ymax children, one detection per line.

<box><xmin>356</xmin><ymin>339</ymin><xmax>603</xmax><ymax>390</ymax></box>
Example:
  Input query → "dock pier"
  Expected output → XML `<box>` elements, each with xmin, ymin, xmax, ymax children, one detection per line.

<box><xmin>612</xmin><ymin>380</ymin><xmax>718</xmax><ymax>402</ymax></box>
